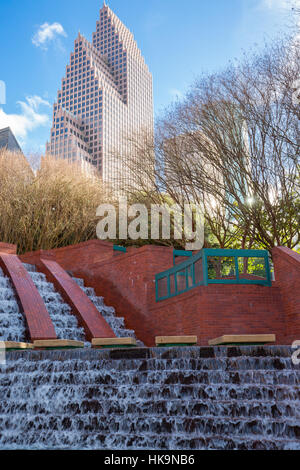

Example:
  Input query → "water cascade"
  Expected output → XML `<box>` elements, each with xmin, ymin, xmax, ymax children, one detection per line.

<box><xmin>0</xmin><ymin>346</ymin><xmax>299</xmax><ymax>450</ymax></box>
<box><xmin>24</xmin><ymin>264</ymin><xmax>86</xmax><ymax>343</ymax></box>
<box><xmin>72</xmin><ymin>277</ymin><xmax>142</xmax><ymax>345</ymax></box>
<box><xmin>0</xmin><ymin>268</ymin><xmax>26</xmax><ymax>343</ymax></box>
<box><xmin>0</xmin><ymin>265</ymin><xmax>298</xmax><ymax>450</ymax></box>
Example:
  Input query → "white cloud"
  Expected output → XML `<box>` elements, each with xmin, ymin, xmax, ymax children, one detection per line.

<box><xmin>32</xmin><ymin>22</ymin><xmax>67</xmax><ymax>49</ymax></box>
<box><xmin>261</xmin><ymin>0</ymin><xmax>300</xmax><ymax>9</ymax></box>
<box><xmin>0</xmin><ymin>96</ymin><xmax>51</xmax><ymax>141</ymax></box>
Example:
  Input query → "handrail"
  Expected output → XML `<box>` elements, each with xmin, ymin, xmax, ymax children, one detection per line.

<box><xmin>113</xmin><ymin>245</ymin><xmax>127</xmax><ymax>254</ymax></box>
<box><xmin>155</xmin><ymin>248</ymin><xmax>272</xmax><ymax>302</ymax></box>
<box><xmin>173</xmin><ymin>250</ymin><xmax>193</xmax><ymax>266</ymax></box>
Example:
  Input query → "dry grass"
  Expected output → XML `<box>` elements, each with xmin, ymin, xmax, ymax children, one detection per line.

<box><xmin>0</xmin><ymin>150</ymin><xmax>110</xmax><ymax>254</ymax></box>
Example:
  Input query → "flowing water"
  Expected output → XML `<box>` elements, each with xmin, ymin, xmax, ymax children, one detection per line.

<box><xmin>0</xmin><ymin>346</ymin><xmax>299</xmax><ymax>450</ymax></box>
<box><xmin>0</xmin><ymin>268</ymin><xmax>26</xmax><ymax>342</ymax></box>
<box><xmin>23</xmin><ymin>264</ymin><xmax>86</xmax><ymax>343</ymax></box>
<box><xmin>72</xmin><ymin>276</ymin><xmax>143</xmax><ymax>345</ymax></box>
<box><xmin>24</xmin><ymin>265</ymin><xmax>139</xmax><ymax>344</ymax></box>
<box><xmin>0</xmin><ymin>265</ymin><xmax>299</xmax><ymax>450</ymax></box>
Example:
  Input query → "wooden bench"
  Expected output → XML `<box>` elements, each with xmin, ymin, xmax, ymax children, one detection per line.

<box><xmin>92</xmin><ymin>337</ymin><xmax>137</xmax><ymax>349</ymax></box>
<box><xmin>155</xmin><ymin>336</ymin><xmax>198</xmax><ymax>347</ymax></box>
<box><xmin>33</xmin><ymin>340</ymin><xmax>85</xmax><ymax>350</ymax></box>
<box><xmin>208</xmin><ymin>334</ymin><xmax>276</xmax><ymax>346</ymax></box>
<box><xmin>0</xmin><ymin>342</ymin><xmax>33</xmax><ymax>351</ymax></box>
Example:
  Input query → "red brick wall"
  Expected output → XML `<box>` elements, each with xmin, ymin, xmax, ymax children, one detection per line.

<box><xmin>0</xmin><ymin>243</ymin><xmax>17</xmax><ymax>254</ymax></box>
<box><xmin>57</xmin><ymin>245</ymin><xmax>174</xmax><ymax>345</ymax></box>
<box><xmin>20</xmin><ymin>240</ymin><xmax>114</xmax><ymax>269</ymax></box>
<box><xmin>272</xmin><ymin>247</ymin><xmax>300</xmax><ymax>343</ymax></box>
<box><xmin>19</xmin><ymin>241</ymin><xmax>295</xmax><ymax>346</ymax></box>
<box><xmin>34</xmin><ymin>241</ymin><xmax>285</xmax><ymax>346</ymax></box>
<box><xmin>148</xmin><ymin>284</ymin><xmax>286</xmax><ymax>346</ymax></box>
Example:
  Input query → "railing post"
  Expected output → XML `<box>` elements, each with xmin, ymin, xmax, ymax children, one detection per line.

<box><xmin>265</xmin><ymin>253</ymin><xmax>272</xmax><ymax>286</ymax></box>
<box><xmin>192</xmin><ymin>262</ymin><xmax>196</xmax><ymax>287</ymax></box>
<box><xmin>203</xmin><ymin>250</ymin><xmax>208</xmax><ymax>286</ymax></box>
<box><xmin>235</xmin><ymin>255</ymin><xmax>240</xmax><ymax>284</ymax></box>
<box><xmin>185</xmin><ymin>267</ymin><xmax>189</xmax><ymax>290</ymax></box>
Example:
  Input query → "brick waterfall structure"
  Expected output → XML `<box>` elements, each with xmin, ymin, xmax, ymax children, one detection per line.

<box><xmin>0</xmin><ymin>241</ymin><xmax>298</xmax><ymax>450</ymax></box>
<box><xmin>0</xmin><ymin>346</ymin><xmax>299</xmax><ymax>450</ymax></box>
<box><xmin>19</xmin><ymin>240</ymin><xmax>299</xmax><ymax>347</ymax></box>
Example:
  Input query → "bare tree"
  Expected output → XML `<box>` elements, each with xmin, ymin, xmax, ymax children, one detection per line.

<box><xmin>121</xmin><ymin>35</ymin><xmax>300</xmax><ymax>252</ymax></box>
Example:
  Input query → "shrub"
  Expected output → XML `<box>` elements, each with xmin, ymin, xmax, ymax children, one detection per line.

<box><xmin>0</xmin><ymin>151</ymin><xmax>109</xmax><ymax>254</ymax></box>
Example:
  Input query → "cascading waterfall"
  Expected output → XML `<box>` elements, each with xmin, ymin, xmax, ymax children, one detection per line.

<box><xmin>0</xmin><ymin>264</ymin><xmax>298</xmax><ymax>450</ymax></box>
<box><xmin>0</xmin><ymin>346</ymin><xmax>299</xmax><ymax>450</ymax></box>
<box><xmin>22</xmin><ymin>264</ymin><xmax>140</xmax><ymax>344</ymax></box>
<box><xmin>72</xmin><ymin>277</ymin><xmax>143</xmax><ymax>345</ymax></box>
<box><xmin>23</xmin><ymin>264</ymin><xmax>86</xmax><ymax>343</ymax></box>
<box><xmin>0</xmin><ymin>268</ymin><xmax>26</xmax><ymax>343</ymax></box>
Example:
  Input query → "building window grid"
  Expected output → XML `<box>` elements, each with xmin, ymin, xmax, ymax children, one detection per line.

<box><xmin>47</xmin><ymin>5</ymin><xmax>152</xmax><ymax>188</ymax></box>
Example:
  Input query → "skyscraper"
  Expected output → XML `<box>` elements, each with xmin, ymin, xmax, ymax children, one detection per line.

<box><xmin>0</xmin><ymin>127</ymin><xmax>23</xmax><ymax>153</ymax></box>
<box><xmin>46</xmin><ymin>2</ymin><xmax>154</xmax><ymax>190</ymax></box>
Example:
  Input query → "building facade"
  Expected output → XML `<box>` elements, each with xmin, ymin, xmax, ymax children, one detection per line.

<box><xmin>46</xmin><ymin>2</ymin><xmax>154</xmax><ymax>190</ymax></box>
<box><xmin>0</xmin><ymin>127</ymin><xmax>23</xmax><ymax>153</ymax></box>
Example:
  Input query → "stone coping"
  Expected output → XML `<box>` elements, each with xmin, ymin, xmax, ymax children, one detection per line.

<box><xmin>155</xmin><ymin>336</ymin><xmax>198</xmax><ymax>347</ymax></box>
<box><xmin>208</xmin><ymin>334</ymin><xmax>276</xmax><ymax>346</ymax></box>
<box><xmin>92</xmin><ymin>337</ymin><xmax>137</xmax><ymax>348</ymax></box>
<box><xmin>33</xmin><ymin>340</ymin><xmax>85</xmax><ymax>349</ymax></box>
<box><xmin>0</xmin><ymin>342</ymin><xmax>33</xmax><ymax>350</ymax></box>
<box><xmin>2</xmin><ymin>345</ymin><xmax>294</xmax><ymax>362</ymax></box>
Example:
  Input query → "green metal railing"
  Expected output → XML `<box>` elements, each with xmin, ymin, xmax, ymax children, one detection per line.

<box><xmin>173</xmin><ymin>250</ymin><xmax>193</xmax><ymax>266</ymax></box>
<box><xmin>113</xmin><ymin>245</ymin><xmax>127</xmax><ymax>254</ymax></box>
<box><xmin>155</xmin><ymin>249</ymin><xmax>272</xmax><ymax>302</ymax></box>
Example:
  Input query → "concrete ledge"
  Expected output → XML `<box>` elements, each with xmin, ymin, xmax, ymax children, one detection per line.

<box><xmin>155</xmin><ymin>336</ymin><xmax>198</xmax><ymax>347</ymax></box>
<box><xmin>0</xmin><ymin>341</ymin><xmax>33</xmax><ymax>351</ymax></box>
<box><xmin>33</xmin><ymin>340</ymin><xmax>85</xmax><ymax>350</ymax></box>
<box><xmin>92</xmin><ymin>337</ymin><xmax>137</xmax><ymax>349</ymax></box>
<box><xmin>208</xmin><ymin>334</ymin><xmax>276</xmax><ymax>346</ymax></box>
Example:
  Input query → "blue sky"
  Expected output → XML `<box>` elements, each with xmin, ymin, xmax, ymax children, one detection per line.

<box><xmin>0</xmin><ymin>0</ymin><xmax>296</xmax><ymax>156</ymax></box>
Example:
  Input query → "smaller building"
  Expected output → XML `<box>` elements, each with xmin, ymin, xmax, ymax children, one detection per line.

<box><xmin>0</xmin><ymin>127</ymin><xmax>23</xmax><ymax>153</ymax></box>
